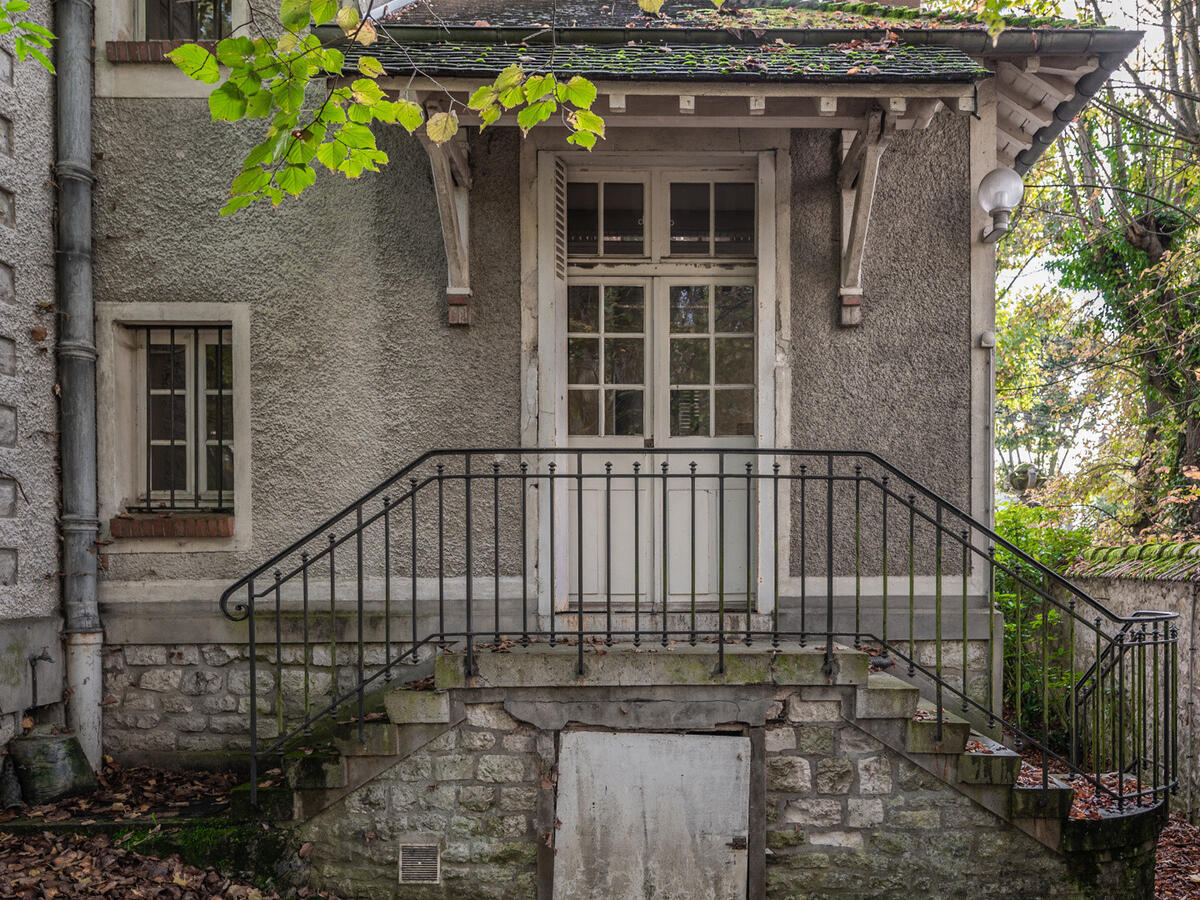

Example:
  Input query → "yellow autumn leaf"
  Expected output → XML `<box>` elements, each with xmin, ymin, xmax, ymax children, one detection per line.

<box><xmin>638</xmin><ymin>0</ymin><xmax>665</xmax><ymax>12</ymax></box>
<box><xmin>425</xmin><ymin>109</ymin><xmax>459</xmax><ymax>144</ymax></box>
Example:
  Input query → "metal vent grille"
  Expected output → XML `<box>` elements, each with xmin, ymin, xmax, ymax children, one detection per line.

<box><xmin>399</xmin><ymin>843</ymin><xmax>440</xmax><ymax>884</ymax></box>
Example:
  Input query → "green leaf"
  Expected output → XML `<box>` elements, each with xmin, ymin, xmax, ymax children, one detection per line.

<box><xmin>320</xmin><ymin>47</ymin><xmax>345</xmax><ymax>73</ymax></box>
<box><xmin>310</xmin><ymin>0</ymin><xmax>337</xmax><ymax>24</ymax></box>
<box><xmin>215</xmin><ymin>36</ymin><xmax>252</xmax><ymax>68</ymax></box>
<box><xmin>335</xmin><ymin>5</ymin><xmax>359</xmax><ymax>32</ymax></box>
<box><xmin>351</xmin><ymin>77</ymin><xmax>384</xmax><ymax>102</ymax></box>
<box><xmin>493</xmin><ymin>63</ymin><xmax>524</xmax><ymax>91</ymax></box>
<box><xmin>564</xmin><ymin>76</ymin><xmax>597</xmax><ymax>109</ymax></box>
<box><xmin>570</xmin><ymin>108</ymin><xmax>605</xmax><ymax>138</ymax></box>
<box><xmin>6</xmin><ymin>2</ymin><xmax>30</xmax><ymax>13</ymax></box>
<box><xmin>479</xmin><ymin>105</ymin><xmax>502</xmax><ymax>129</ymax></box>
<box><xmin>277</xmin><ymin>163</ymin><xmax>316</xmax><ymax>196</ymax></box>
<box><xmin>220</xmin><ymin>194</ymin><xmax>256</xmax><ymax>216</ymax></box>
<box><xmin>468</xmin><ymin>85</ymin><xmax>498</xmax><ymax>110</ymax></box>
<box><xmin>316</xmin><ymin>140</ymin><xmax>349</xmax><ymax>171</ymax></box>
<box><xmin>166</xmin><ymin>43</ymin><xmax>220</xmax><ymax>84</ymax></box>
<box><xmin>524</xmin><ymin>73</ymin><xmax>556</xmax><ymax>102</ymax></box>
<box><xmin>567</xmin><ymin>130</ymin><xmax>597</xmax><ymax>150</ymax></box>
<box><xmin>357</xmin><ymin>55</ymin><xmax>384</xmax><ymax>77</ymax></box>
<box><xmin>498</xmin><ymin>86</ymin><xmax>525</xmax><ymax>109</ymax></box>
<box><xmin>394</xmin><ymin>99</ymin><xmax>423</xmax><ymax>132</ymax></box>
<box><xmin>279</xmin><ymin>0</ymin><xmax>312</xmax><ymax>29</ymax></box>
<box><xmin>516</xmin><ymin>98</ymin><xmax>556</xmax><ymax>135</ymax></box>
<box><xmin>245</xmin><ymin>89</ymin><xmax>274</xmax><ymax>118</ymax></box>
<box><xmin>209</xmin><ymin>81</ymin><xmax>249</xmax><ymax>121</ymax></box>
<box><xmin>230</xmin><ymin>167</ymin><xmax>271</xmax><ymax>195</ymax></box>
<box><xmin>338</xmin><ymin>122</ymin><xmax>376</xmax><ymax>149</ymax></box>
<box><xmin>425</xmin><ymin>109</ymin><xmax>459</xmax><ymax>144</ymax></box>
<box><xmin>15</xmin><ymin>20</ymin><xmax>53</xmax><ymax>39</ymax></box>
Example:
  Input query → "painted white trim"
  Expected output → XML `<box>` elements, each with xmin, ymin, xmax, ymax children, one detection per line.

<box><xmin>970</xmin><ymin>83</ymin><xmax>999</xmax><ymax>529</ymax></box>
<box><xmin>755</xmin><ymin>150</ymin><xmax>778</xmax><ymax>614</ymax></box>
<box><xmin>95</xmin><ymin>301</ymin><xmax>253</xmax><ymax>553</ymax></box>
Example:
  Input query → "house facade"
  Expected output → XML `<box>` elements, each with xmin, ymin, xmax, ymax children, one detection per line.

<box><xmin>0</xmin><ymin>0</ymin><xmax>1183</xmax><ymax>897</ymax></box>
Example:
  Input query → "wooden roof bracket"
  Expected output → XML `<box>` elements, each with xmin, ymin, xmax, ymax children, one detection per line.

<box><xmin>420</xmin><ymin>104</ymin><xmax>473</xmax><ymax>325</ymax></box>
<box><xmin>838</xmin><ymin>109</ymin><xmax>894</xmax><ymax>327</ymax></box>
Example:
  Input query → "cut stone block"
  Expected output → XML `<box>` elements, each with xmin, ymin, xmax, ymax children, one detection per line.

<box><xmin>385</xmin><ymin>688</ymin><xmax>450</xmax><ymax>725</ymax></box>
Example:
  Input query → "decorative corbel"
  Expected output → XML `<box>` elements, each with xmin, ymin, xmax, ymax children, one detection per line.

<box><xmin>838</xmin><ymin>109</ymin><xmax>893</xmax><ymax>327</ymax></box>
<box><xmin>419</xmin><ymin>104</ymin><xmax>473</xmax><ymax>325</ymax></box>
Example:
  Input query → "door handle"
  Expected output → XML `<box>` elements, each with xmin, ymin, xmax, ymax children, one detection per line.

<box><xmin>727</xmin><ymin>836</ymin><xmax>747</xmax><ymax>850</ymax></box>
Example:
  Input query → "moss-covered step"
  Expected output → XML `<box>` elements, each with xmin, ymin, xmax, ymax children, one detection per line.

<box><xmin>855</xmin><ymin>672</ymin><xmax>920</xmax><ymax>719</ymax></box>
<box><xmin>905</xmin><ymin>701</ymin><xmax>971</xmax><ymax>755</ymax></box>
<box><xmin>958</xmin><ymin>735</ymin><xmax>1021</xmax><ymax>786</ymax></box>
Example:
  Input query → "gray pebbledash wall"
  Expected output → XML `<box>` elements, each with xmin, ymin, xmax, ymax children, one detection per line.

<box><xmin>0</xmin><ymin>0</ymin><xmax>65</xmax><ymax>742</ymax></box>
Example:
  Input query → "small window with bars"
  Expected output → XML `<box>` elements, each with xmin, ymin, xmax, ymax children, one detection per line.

<box><xmin>145</xmin><ymin>0</ymin><xmax>231</xmax><ymax>40</ymax></box>
<box><xmin>132</xmin><ymin>325</ymin><xmax>234</xmax><ymax>512</ymax></box>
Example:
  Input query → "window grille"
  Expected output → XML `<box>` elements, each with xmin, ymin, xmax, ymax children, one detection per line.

<box><xmin>145</xmin><ymin>0</ymin><xmax>231</xmax><ymax>41</ymax></box>
<box><xmin>131</xmin><ymin>325</ymin><xmax>233</xmax><ymax>512</ymax></box>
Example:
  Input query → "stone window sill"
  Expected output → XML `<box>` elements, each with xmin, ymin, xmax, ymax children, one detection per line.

<box><xmin>109</xmin><ymin>512</ymin><xmax>235</xmax><ymax>540</ymax></box>
<box><xmin>105</xmin><ymin>41</ymin><xmax>217</xmax><ymax>64</ymax></box>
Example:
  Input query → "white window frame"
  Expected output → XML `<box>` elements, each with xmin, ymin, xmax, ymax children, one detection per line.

<box><xmin>96</xmin><ymin>302</ymin><xmax>253</xmax><ymax>552</ymax></box>
<box><xmin>525</xmin><ymin>145</ymin><xmax>784</xmax><ymax>616</ymax></box>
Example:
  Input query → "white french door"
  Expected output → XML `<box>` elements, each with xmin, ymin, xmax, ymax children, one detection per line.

<box><xmin>566</xmin><ymin>277</ymin><xmax>756</xmax><ymax>610</ymax></box>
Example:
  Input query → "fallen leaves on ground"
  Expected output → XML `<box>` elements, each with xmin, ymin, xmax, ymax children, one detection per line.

<box><xmin>1157</xmin><ymin>814</ymin><xmax>1200</xmax><ymax>898</ymax></box>
<box><xmin>0</xmin><ymin>760</ymin><xmax>240</xmax><ymax>824</ymax></box>
<box><xmin>0</xmin><ymin>831</ymin><xmax>344</xmax><ymax>899</ymax></box>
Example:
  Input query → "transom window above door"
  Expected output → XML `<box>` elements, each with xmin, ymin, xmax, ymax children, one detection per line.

<box><xmin>565</xmin><ymin>168</ymin><xmax>756</xmax><ymax>261</ymax></box>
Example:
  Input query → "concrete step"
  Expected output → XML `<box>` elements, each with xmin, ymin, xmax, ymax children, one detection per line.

<box><xmin>905</xmin><ymin>700</ymin><xmax>971</xmax><ymax>755</ymax></box>
<box><xmin>384</xmin><ymin>687</ymin><xmax>450</xmax><ymax>725</ymax></box>
<box><xmin>283</xmin><ymin>750</ymin><xmax>347</xmax><ymax>790</ymax></box>
<box><xmin>1012</xmin><ymin>776</ymin><xmax>1075</xmax><ymax>819</ymax></box>
<box><xmin>958</xmin><ymin>735</ymin><xmax>1021</xmax><ymax>786</ymax></box>
<box><xmin>855</xmin><ymin>672</ymin><xmax>920</xmax><ymax>719</ymax></box>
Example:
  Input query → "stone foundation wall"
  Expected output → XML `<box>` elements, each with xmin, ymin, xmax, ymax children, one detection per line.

<box><xmin>299</xmin><ymin>702</ymin><xmax>544</xmax><ymax>900</ymax></box>
<box><xmin>102</xmin><ymin>640</ymin><xmax>418</xmax><ymax>762</ymax></box>
<box><xmin>291</xmin><ymin>687</ymin><xmax>1154</xmax><ymax>899</ymax></box>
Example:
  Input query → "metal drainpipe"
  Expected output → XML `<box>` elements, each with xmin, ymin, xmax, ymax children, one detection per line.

<box><xmin>1188</xmin><ymin>582</ymin><xmax>1198</xmax><ymax>822</ymax></box>
<box><xmin>55</xmin><ymin>0</ymin><xmax>102</xmax><ymax>769</ymax></box>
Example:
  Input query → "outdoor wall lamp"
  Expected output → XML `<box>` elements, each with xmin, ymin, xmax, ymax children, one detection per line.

<box><xmin>978</xmin><ymin>166</ymin><xmax>1025</xmax><ymax>244</ymax></box>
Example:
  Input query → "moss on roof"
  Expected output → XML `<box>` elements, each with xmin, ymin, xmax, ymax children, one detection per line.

<box><xmin>1068</xmin><ymin>543</ymin><xmax>1200</xmax><ymax>583</ymax></box>
<box><xmin>678</xmin><ymin>2</ymin><xmax>1101</xmax><ymax>31</ymax></box>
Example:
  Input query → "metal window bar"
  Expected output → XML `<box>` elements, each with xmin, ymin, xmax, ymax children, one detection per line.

<box><xmin>138</xmin><ymin>325</ymin><xmax>232</xmax><ymax>512</ymax></box>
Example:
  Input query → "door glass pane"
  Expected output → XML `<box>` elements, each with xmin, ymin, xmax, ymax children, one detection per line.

<box><xmin>568</xmin><ymin>338</ymin><xmax>599</xmax><ymax>384</ymax></box>
<box><xmin>604</xmin><ymin>285</ymin><xmax>644</xmax><ymax>333</ymax></box>
<box><xmin>714</xmin><ymin>285</ymin><xmax>754</xmax><ymax>333</ymax></box>
<box><xmin>149</xmin><ymin>394</ymin><xmax>186</xmax><ymax>441</ymax></box>
<box><xmin>714</xmin><ymin>183</ymin><xmax>755</xmax><ymax>256</ymax></box>
<box><xmin>569</xmin><ymin>389</ymin><xmax>599</xmax><ymax>435</ymax></box>
<box><xmin>568</xmin><ymin>285</ymin><xmax>600</xmax><ymax>333</ymax></box>
<box><xmin>670</xmin><ymin>338</ymin><xmax>709</xmax><ymax>385</ymax></box>
<box><xmin>669</xmin><ymin>285</ymin><xmax>709</xmax><ymax>334</ymax></box>
<box><xmin>567</xmin><ymin>182</ymin><xmax>598</xmax><ymax>256</ymax></box>
<box><xmin>205</xmin><ymin>395</ymin><xmax>234</xmax><ymax>441</ymax></box>
<box><xmin>603</xmin><ymin>183</ymin><xmax>644</xmax><ymax>256</ymax></box>
<box><xmin>670</xmin><ymin>183</ymin><xmax>710</xmax><ymax>255</ymax></box>
<box><xmin>205</xmin><ymin>342</ymin><xmax>234</xmax><ymax>389</ymax></box>
<box><xmin>605</xmin><ymin>389</ymin><xmax>644</xmax><ymax>436</ymax></box>
<box><xmin>715</xmin><ymin>389</ymin><xmax>754</xmax><ymax>436</ymax></box>
<box><xmin>715</xmin><ymin>337</ymin><xmax>754</xmax><ymax>385</ymax></box>
<box><xmin>670</xmin><ymin>389</ymin><xmax>710</xmax><ymax>437</ymax></box>
<box><xmin>605</xmin><ymin>338</ymin><xmax>644</xmax><ymax>385</ymax></box>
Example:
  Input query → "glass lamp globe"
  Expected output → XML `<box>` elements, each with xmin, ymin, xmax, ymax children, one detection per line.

<box><xmin>978</xmin><ymin>166</ymin><xmax>1025</xmax><ymax>215</ymax></box>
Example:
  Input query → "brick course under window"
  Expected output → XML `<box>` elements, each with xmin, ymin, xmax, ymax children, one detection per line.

<box><xmin>109</xmin><ymin>512</ymin><xmax>235</xmax><ymax>540</ymax></box>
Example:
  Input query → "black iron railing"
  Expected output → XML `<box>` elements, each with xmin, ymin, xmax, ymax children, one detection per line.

<box><xmin>219</xmin><ymin>448</ymin><xmax>1178</xmax><ymax>812</ymax></box>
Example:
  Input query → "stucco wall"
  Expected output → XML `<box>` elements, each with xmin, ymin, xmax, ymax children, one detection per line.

<box><xmin>0</xmin><ymin>0</ymin><xmax>64</xmax><ymax>733</ymax></box>
<box><xmin>91</xmin><ymin>100</ymin><xmax>523</xmax><ymax>583</ymax></box>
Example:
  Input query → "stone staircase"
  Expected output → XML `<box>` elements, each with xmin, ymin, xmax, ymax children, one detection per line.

<box><xmin>232</xmin><ymin>644</ymin><xmax>1147</xmax><ymax>860</ymax></box>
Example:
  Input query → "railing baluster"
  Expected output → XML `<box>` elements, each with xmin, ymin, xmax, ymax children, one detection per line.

<box><xmin>328</xmin><ymin>533</ymin><xmax>337</xmax><ymax>718</ymax></box>
<box><xmin>961</xmin><ymin>529</ymin><xmax>969</xmax><ymax>714</ymax></box>
<box><xmin>494</xmin><ymin>460</ymin><xmax>502</xmax><ymax>644</ymax></box>
<box><xmin>1094</xmin><ymin>618</ymin><xmax>1102</xmax><ymax>777</ymax></box>
<box><xmin>661</xmin><ymin>459</ymin><xmax>670</xmax><ymax>649</ymax></box>
<box><xmin>549</xmin><ymin>461</ymin><xmax>557</xmax><ymax>647</ymax></box>
<box><xmin>1152</xmin><ymin>622</ymin><xmax>1160</xmax><ymax>802</ymax></box>
<box><xmin>1068</xmin><ymin>598</ymin><xmax>1076</xmax><ymax>767</ymax></box>
<box><xmin>881</xmin><ymin>474</ymin><xmax>889</xmax><ymax>657</ymax></box>
<box><xmin>800</xmin><ymin>464</ymin><xmax>807</xmax><ymax>647</ymax></box>
<box><xmin>689</xmin><ymin>461</ymin><xmax>697</xmax><ymax>646</ymax></box>
<box><xmin>606</xmin><ymin>461</ymin><xmax>614</xmax><ymax>647</ymax></box>
<box><xmin>1040</xmin><ymin>588</ymin><xmax>1048</xmax><ymax>795</ymax></box>
<box><xmin>520</xmin><ymin>461</ymin><xmax>529</xmax><ymax>645</ymax></box>
<box><xmin>247</xmin><ymin>578</ymin><xmax>256</xmax><ymax>807</ymax></box>
<box><xmin>410</xmin><ymin>478</ymin><xmax>418</xmax><ymax>653</ymax></box>
<box><xmin>1139</xmin><ymin>623</ymin><xmax>1147</xmax><ymax>804</ymax></box>
<box><xmin>356</xmin><ymin>507</ymin><xmax>365</xmax><ymax>744</ymax></box>
<box><xmin>1117</xmin><ymin>631</ymin><xmax>1125</xmax><ymax>811</ymax></box>
<box><xmin>772</xmin><ymin>461</ymin><xmax>780</xmax><ymax>648</ymax></box>
<box><xmin>465</xmin><ymin>453</ymin><xmax>475</xmax><ymax>677</ymax></box>
<box><xmin>854</xmin><ymin>464</ymin><xmax>861</xmax><ymax>646</ymax></box>
<box><xmin>934</xmin><ymin>506</ymin><xmax>943</xmax><ymax>743</ymax></box>
<box><xmin>437</xmin><ymin>465</ymin><xmax>445</xmax><ymax>641</ymax></box>
<box><xmin>383</xmin><ymin>497</ymin><xmax>392</xmax><ymax>680</ymax></box>
<box><xmin>907</xmin><ymin>495</ymin><xmax>915</xmax><ymax>677</ymax></box>
<box><xmin>577</xmin><ymin>452</ymin><xmax>585</xmax><ymax>675</ymax></box>
<box><xmin>717</xmin><ymin>456</ymin><xmax>725</xmax><ymax>671</ymax></box>
<box><xmin>633</xmin><ymin>461</ymin><xmax>640</xmax><ymax>647</ymax></box>
<box><xmin>745</xmin><ymin>461</ymin><xmax>753</xmax><ymax>646</ymax></box>
<box><xmin>987</xmin><ymin>545</ymin><xmax>995</xmax><ymax>727</ymax></box>
<box><xmin>275</xmin><ymin>571</ymin><xmax>283</xmax><ymax>743</ymax></box>
<box><xmin>1015</xmin><ymin>580</ymin><xmax>1022</xmax><ymax>740</ymax></box>
<box><xmin>824</xmin><ymin>454</ymin><xmax>834</xmax><ymax>677</ymax></box>
<box><xmin>301</xmin><ymin>553</ymin><xmax>310</xmax><ymax>733</ymax></box>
